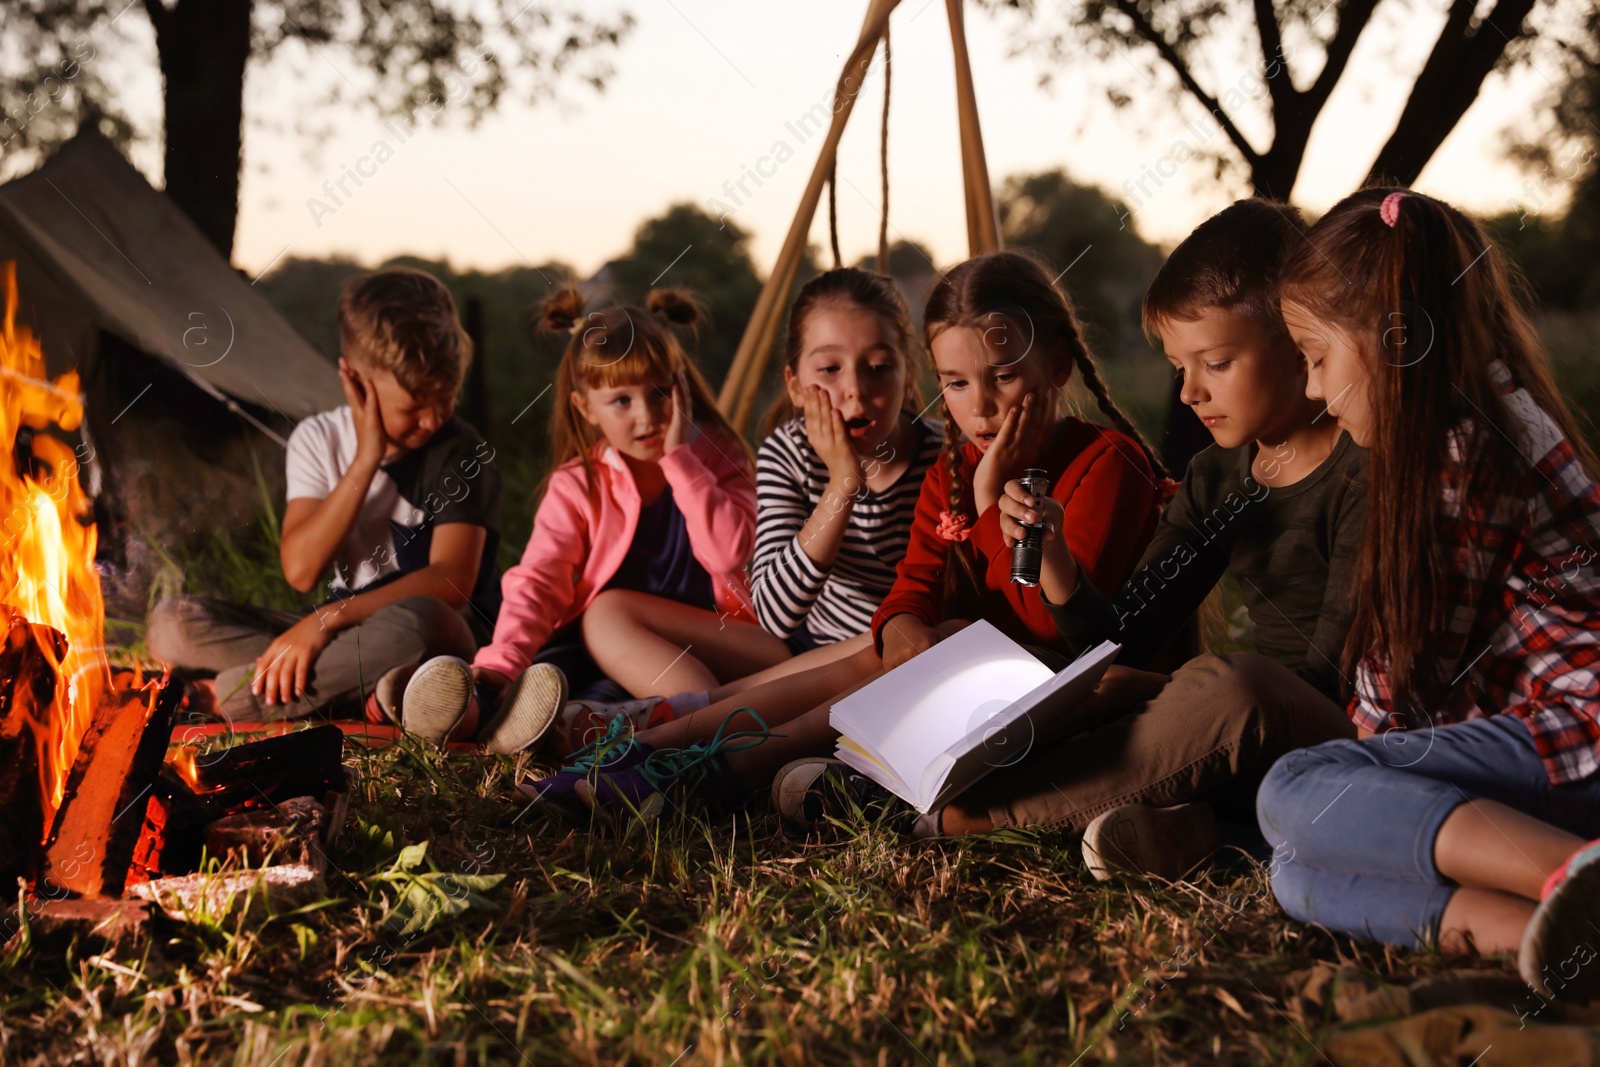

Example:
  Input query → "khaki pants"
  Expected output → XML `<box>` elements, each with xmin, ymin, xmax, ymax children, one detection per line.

<box><xmin>146</xmin><ymin>594</ymin><xmax>477</xmax><ymax>722</ymax></box>
<box><xmin>962</xmin><ymin>652</ymin><xmax>1356</xmax><ymax>832</ymax></box>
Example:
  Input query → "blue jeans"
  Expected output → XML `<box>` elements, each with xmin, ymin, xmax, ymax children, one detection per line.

<box><xmin>1257</xmin><ymin>715</ymin><xmax>1600</xmax><ymax>948</ymax></box>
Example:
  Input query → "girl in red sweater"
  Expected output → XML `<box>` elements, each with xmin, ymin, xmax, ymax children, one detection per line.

<box><xmin>524</xmin><ymin>252</ymin><xmax>1167</xmax><ymax>816</ymax></box>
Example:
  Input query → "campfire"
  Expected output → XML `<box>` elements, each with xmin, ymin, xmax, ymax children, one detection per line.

<box><xmin>0</xmin><ymin>263</ymin><xmax>347</xmax><ymax>926</ymax></box>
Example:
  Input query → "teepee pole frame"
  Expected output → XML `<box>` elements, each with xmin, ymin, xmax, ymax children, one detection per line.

<box><xmin>718</xmin><ymin>0</ymin><xmax>1002</xmax><ymax>432</ymax></box>
<box><xmin>947</xmin><ymin>0</ymin><xmax>1001</xmax><ymax>256</ymax></box>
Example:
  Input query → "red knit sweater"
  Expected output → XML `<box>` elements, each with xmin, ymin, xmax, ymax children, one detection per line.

<box><xmin>871</xmin><ymin>417</ymin><xmax>1162</xmax><ymax>653</ymax></box>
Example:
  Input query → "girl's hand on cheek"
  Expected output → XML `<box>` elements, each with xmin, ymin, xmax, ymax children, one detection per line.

<box><xmin>973</xmin><ymin>392</ymin><xmax>1035</xmax><ymax>516</ymax></box>
<box><xmin>663</xmin><ymin>373</ymin><xmax>691</xmax><ymax>454</ymax></box>
<box><xmin>804</xmin><ymin>386</ymin><xmax>862</xmax><ymax>496</ymax></box>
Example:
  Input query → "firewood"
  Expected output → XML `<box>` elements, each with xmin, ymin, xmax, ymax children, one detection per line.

<box><xmin>39</xmin><ymin>673</ymin><xmax>179</xmax><ymax>898</ymax></box>
<box><xmin>0</xmin><ymin>610</ymin><xmax>64</xmax><ymax>895</ymax></box>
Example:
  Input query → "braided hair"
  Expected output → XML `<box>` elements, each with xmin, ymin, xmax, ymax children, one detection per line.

<box><xmin>938</xmin><ymin>403</ymin><xmax>985</xmax><ymax>610</ymax></box>
<box><xmin>922</xmin><ymin>252</ymin><xmax>1169</xmax><ymax>606</ymax></box>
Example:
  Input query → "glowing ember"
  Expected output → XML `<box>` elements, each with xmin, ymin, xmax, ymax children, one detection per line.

<box><xmin>0</xmin><ymin>261</ymin><xmax>144</xmax><ymax>825</ymax></box>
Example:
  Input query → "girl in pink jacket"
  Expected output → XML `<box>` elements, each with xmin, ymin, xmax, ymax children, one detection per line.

<box><xmin>380</xmin><ymin>286</ymin><xmax>797</xmax><ymax>753</ymax></box>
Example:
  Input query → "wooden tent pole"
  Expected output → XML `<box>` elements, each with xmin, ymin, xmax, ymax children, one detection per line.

<box><xmin>718</xmin><ymin>0</ymin><xmax>902</xmax><ymax>429</ymax></box>
<box><xmin>946</xmin><ymin>0</ymin><xmax>1001</xmax><ymax>255</ymax></box>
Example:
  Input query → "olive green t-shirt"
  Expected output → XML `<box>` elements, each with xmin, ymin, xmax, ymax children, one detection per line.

<box><xmin>1046</xmin><ymin>432</ymin><xmax>1366</xmax><ymax>700</ymax></box>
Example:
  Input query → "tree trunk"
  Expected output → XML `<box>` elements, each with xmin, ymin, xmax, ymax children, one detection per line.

<box><xmin>1251</xmin><ymin>129</ymin><xmax>1314</xmax><ymax>201</ymax></box>
<box><xmin>1365</xmin><ymin>0</ymin><xmax>1537</xmax><ymax>187</ymax></box>
<box><xmin>153</xmin><ymin>0</ymin><xmax>253</xmax><ymax>260</ymax></box>
<box><xmin>1251</xmin><ymin>92</ymin><xmax>1322</xmax><ymax>200</ymax></box>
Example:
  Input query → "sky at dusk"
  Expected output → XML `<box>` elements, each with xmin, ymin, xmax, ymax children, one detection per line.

<box><xmin>97</xmin><ymin>0</ymin><xmax>1558</xmax><ymax>279</ymax></box>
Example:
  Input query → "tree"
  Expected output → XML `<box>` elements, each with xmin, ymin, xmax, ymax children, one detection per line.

<box><xmin>1491</xmin><ymin>4</ymin><xmax>1600</xmax><ymax>309</ymax></box>
<box><xmin>1</xmin><ymin>1</ymin><xmax>633</xmax><ymax>259</ymax></box>
<box><xmin>997</xmin><ymin>170</ymin><xmax>1162</xmax><ymax>356</ymax></box>
<box><xmin>608</xmin><ymin>203</ymin><xmax>765</xmax><ymax>393</ymax></box>
<box><xmin>981</xmin><ymin>0</ymin><xmax>1579</xmax><ymax>200</ymax></box>
<box><xmin>849</xmin><ymin>239</ymin><xmax>938</xmax><ymax>277</ymax></box>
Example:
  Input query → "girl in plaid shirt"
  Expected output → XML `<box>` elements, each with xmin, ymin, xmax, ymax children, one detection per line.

<box><xmin>1255</xmin><ymin>188</ymin><xmax>1600</xmax><ymax>1001</ymax></box>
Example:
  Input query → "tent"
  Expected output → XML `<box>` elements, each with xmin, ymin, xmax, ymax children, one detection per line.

<box><xmin>0</xmin><ymin>127</ymin><xmax>341</xmax><ymax>597</ymax></box>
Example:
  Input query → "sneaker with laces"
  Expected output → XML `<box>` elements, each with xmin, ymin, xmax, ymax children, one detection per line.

<box><xmin>1081</xmin><ymin>802</ymin><xmax>1220</xmax><ymax>882</ymax></box>
<box><xmin>1519</xmin><ymin>838</ymin><xmax>1600</xmax><ymax>1002</ymax></box>
<box><xmin>555</xmin><ymin>694</ymin><xmax>676</xmax><ymax>755</ymax></box>
<box><xmin>576</xmin><ymin>709</ymin><xmax>775</xmax><ymax>818</ymax></box>
<box><xmin>400</xmin><ymin>657</ymin><xmax>474</xmax><ymax>745</ymax></box>
<box><xmin>518</xmin><ymin>716</ymin><xmax>653</xmax><ymax>817</ymax></box>
<box><xmin>771</xmin><ymin>758</ymin><xmax>916</xmax><ymax>831</ymax></box>
<box><xmin>478</xmin><ymin>663</ymin><xmax>568</xmax><ymax>754</ymax></box>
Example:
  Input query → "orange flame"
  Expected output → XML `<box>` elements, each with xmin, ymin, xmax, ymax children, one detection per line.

<box><xmin>167</xmin><ymin>744</ymin><xmax>222</xmax><ymax>794</ymax></box>
<box><xmin>0</xmin><ymin>261</ymin><xmax>118</xmax><ymax>825</ymax></box>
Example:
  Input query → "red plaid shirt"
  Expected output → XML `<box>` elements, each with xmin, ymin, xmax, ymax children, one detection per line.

<box><xmin>1353</xmin><ymin>361</ymin><xmax>1600</xmax><ymax>785</ymax></box>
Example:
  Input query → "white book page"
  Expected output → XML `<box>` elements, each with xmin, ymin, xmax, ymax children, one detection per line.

<box><xmin>919</xmin><ymin>640</ymin><xmax>1121</xmax><ymax>811</ymax></box>
<box><xmin>828</xmin><ymin>620</ymin><xmax>1053</xmax><ymax>794</ymax></box>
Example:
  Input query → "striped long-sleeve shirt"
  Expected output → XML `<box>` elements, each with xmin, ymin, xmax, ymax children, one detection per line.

<box><xmin>753</xmin><ymin>415</ymin><xmax>944</xmax><ymax>642</ymax></box>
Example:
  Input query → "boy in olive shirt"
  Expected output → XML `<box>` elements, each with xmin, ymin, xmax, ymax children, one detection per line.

<box><xmin>915</xmin><ymin>200</ymin><xmax>1367</xmax><ymax>877</ymax></box>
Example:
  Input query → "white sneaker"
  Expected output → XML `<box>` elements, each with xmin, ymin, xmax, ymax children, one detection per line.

<box><xmin>478</xmin><ymin>663</ymin><xmax>568</xmax><ymax>755</ymax></box>
<box><xmin>400</xmin><ymin>656</ymin><xmax>474</xmax><ymax>745</ymax></box>
<box><xmin>553</xmin><ymin>694</ymin><xmax>675</xmax><ymax>755</ymax></box>
<box><xmin>1082</xmin><ymin>802</ymin><xmax>1220</xmax><ymax>882</ymax></box>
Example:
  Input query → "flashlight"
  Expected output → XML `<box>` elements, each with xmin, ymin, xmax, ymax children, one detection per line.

<box><xmin>1010</xmin><ymin>467</ymin><xmax>1051</xmax><ymax>587</ymax></box>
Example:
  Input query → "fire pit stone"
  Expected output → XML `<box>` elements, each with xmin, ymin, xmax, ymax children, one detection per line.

<box><xmin>6</xmin><ymin>897</ymin><xmax>155</xmax><ymax>952</ymax></box>
<box><xmin>203</xmin><ymin>796</ymin><xmax>330</xmax><ymax>871</ymax></box>
<box><xmin>127</xmin><ymin>863</ymin><xmax>328</xmax><ymax>920</ymax></box>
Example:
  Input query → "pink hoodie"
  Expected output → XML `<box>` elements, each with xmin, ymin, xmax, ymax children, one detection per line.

<box><xmin>473</xmin><ymin>427</ymin><xmax>758</xmax><ymax>679</ymax></box>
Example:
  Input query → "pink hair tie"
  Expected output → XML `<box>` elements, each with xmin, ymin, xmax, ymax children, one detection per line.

<box><xmin>1379</xmin><ymin>192</ymin><xmax>1408</xmax><ymax>228</ymax></box>
<box><xmin>936</xmin><ymin>510</ymin><xmax>971</xmax><ymax>542</ymax></box>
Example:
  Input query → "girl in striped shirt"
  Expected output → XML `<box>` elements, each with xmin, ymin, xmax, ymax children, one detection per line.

<box><xmin>550</xmin><ymin>269</ymin><xmax>942</xmax><ymax>750</ymax></box>
<box><xmin>752</xmin><ymin>268</ymin><xmax>944</xmax><ymax>657</ymax></box>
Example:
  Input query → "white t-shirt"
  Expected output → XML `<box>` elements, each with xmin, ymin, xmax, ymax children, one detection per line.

<box><xmin>284</xmin><ymin>406</ymin><xmax>500</xmax><ymax>602</ymax></box>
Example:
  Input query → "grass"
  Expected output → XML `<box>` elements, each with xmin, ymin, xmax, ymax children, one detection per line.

<box><xmin>19</xmin><ymin>346</ymin><xmax>1591</xmax><ymax>1066</ymax></box>
<box><xmin>0</xmin><ymin>732</ymin><xmax>1486</xmax><ymax>1066</ymax></box>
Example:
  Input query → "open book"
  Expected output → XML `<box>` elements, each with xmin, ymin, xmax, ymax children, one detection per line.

<box><xmin>829</xmin><ymin>621</ymin><xmax>1120</xmax><ymax>813</ymax></box>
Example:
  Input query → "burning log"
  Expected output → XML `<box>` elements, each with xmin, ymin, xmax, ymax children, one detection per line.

<box><xmin>124</xmin><ymin>728</ymin><xmax>351</xmax><ymax>918</ymax></box>
<box><xmin>129</xmin><ymin>725</ymin><xmax>349</xmax><ymax>882</ymax></box>
<box><xmin>175</xmin><ymin>723</ymin><xmax>346</xmax><ymax>807</ymax></box>
<box><xmin>0</xmin><ymin>610</ymin><xmax>64</xmax><ymax>892</ymax></box>
<box><xmin>38</xmin><ymin>676</ymin><xmax>179</xmax><ymax>898</ymax></box>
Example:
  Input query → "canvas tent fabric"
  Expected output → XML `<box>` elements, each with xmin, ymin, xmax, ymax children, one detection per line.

<box><xmin>0</xmin><ymin>128</ymin><xmax>341</xmax><ymax>603</ymax></box>
<box><xmin>0</xmin><ymin>127</ymin><xmax>340</xmax><ymax>426</ymax></box>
